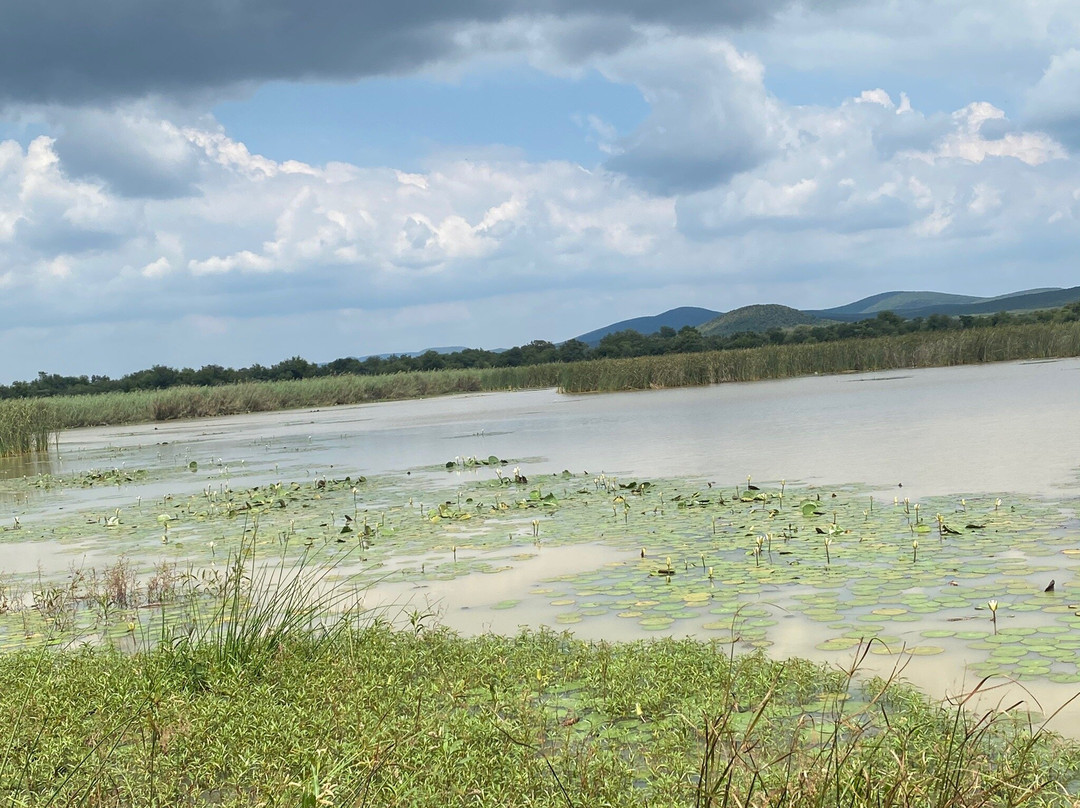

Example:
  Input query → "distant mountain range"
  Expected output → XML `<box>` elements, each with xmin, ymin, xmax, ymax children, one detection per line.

<box><xmin>803</xmin><ymin>287</ymin><xmax>1077</xmax><ymax>321</ymax></box>
<box><xmin>572</xmin><ymin>286</ymin><xmax>1080</xmax><ymax>345</ymax></box>
<box><xmin>362</xmin><ymin>346</ymin><xmax>473</xmax><ymax>360</ymax></box>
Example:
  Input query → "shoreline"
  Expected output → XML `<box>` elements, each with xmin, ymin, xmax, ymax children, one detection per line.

<box><xmin>0</xmin><ymin>321</ymin><xmax>1075</xmax><ymax>447</ymax></box>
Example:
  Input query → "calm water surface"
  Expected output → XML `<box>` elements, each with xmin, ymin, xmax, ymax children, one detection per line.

<box><xmin>21</xmin><ymin>356</ymin><xmax>1080</xmax><ymax>502</ymax></box>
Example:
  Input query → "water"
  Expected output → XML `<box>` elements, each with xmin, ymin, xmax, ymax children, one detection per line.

<box><xmin>4</xmin><ymin>358</ymin><xmax>1080</xmax><ymax>731</ymax></box>
<box><xmin>22</xmin><ymin>357</ymin><xmax>1080</xmax><ymax>502</ymax></box>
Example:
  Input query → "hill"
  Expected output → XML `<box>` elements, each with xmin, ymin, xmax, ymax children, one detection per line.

<box><xmin>570</xmin><ymin>286</ymin><xmax>1080</xmax><ymax>347</ymax></box>
<box><xmin>697</xmin><ymin>304</ymin><xmax>820</xmax><ymax>338</ymax></box>
<box><xmin>900</xmin><ymin>286</ymin><xmax>1080</xmax><ymax>318</ymax></box>
<box><xmin>809</xmin><ymin>287</ymin><xmax>1075</xmax><ymax>322</ymax></box>
<box><xmin>815</xmin><ymin>291</ymin><xmax>983</xmax><ymax>318</ymax></box>
<box><xmin>573</xmin><ymin>306</ymin><xmax>720</xmax><ymax>346</ymax></box>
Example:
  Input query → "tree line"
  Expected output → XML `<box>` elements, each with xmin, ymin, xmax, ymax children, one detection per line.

<box><xmin>4</xmin><ymin>302</ymin><xmax>1079</xmax><ymax>400</ymax></box>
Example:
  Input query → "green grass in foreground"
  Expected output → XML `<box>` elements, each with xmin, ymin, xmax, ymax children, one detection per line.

<box><xmin>3</xmin><ymin>630</ymin><xmax>1078</xmax><ymax>807</ymax></box>
<box><xmin>1</xmin><ymin>621</ymin><xmax>1078</xmax><ymax>805</ymax></box>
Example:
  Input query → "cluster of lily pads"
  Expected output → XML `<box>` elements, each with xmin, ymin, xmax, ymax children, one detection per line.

<box><xmin>26</xmin><ymin>467</ymin><xmax>150</xmax><ymax>490</ymax></box>
<box><xmin>1</xmin><ymin>460</ymin><xmax>1079</xmax><ymax>686</ymax></box>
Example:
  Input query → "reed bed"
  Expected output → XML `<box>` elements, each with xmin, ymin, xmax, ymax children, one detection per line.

<box><xmin>44</xmin><ymin>364</ymin><xmax>562</xmax><ymax>429</ymax></box>
<box><xmin>10</xmin><ymin>320</ymin><xmax>1080</xmax><ymax>439</ymax></box>
<box><xmin>556</xmin><ymin>322</ymin><xmax>1080</xmax><ymax>392</ymax></box>
<box><xmin>0</xmin><ymin>399</ymin><xmax>54</xmax><ymax>457</ymax></box>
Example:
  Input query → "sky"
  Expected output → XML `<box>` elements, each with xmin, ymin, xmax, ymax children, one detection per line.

<box><xmin>2</xmin><ymin>1</ymin><xmax>1080</xmax><ymax>382</ymax></box>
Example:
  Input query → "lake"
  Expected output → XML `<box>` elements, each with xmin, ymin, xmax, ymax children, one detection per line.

<box><xmin>3</xmin><ymin>357</ymin><xmax>1080</xmax><ymax>729</ymax></box>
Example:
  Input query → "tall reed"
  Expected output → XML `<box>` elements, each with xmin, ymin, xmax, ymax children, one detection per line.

<box><xmin>44</xmin><ymin>365</ymin><xmax>561</xmax><ymax>429</ymax></box>
<box><xmin>0</xmin><ymin>399</ymin><xmax>55</xmax><ymax>457</ymax></box>
<box><xmin>557</xmin><ymin>322</ymin><xmax>1080</xmax><ymax>392</ymax></box>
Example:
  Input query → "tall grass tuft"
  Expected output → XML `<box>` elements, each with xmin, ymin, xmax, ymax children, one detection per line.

<box><xmin>0</xmin><ymin>399</ymin><xmax>55</xmax><ymax>457</ymax></box>
<box><xmin>168</xmin><ymin>526</ymin><xmax>366</xmax><ymax>680</ymax></box>
<box><xmin>694</xmin><ymin>641</ymin><xmax>1075</xmax><ymax>808</ymax></box>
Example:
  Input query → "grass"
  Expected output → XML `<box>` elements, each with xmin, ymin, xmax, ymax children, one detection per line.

<box><xmin>3</xmin><ymin>320</ymin><xmax>1078</xmax><ymax>446</ymax></box>
<box><xmin>0</xmin><ymin>619</ymin><xmax>1077</xmax><ymax>806</ymax></box>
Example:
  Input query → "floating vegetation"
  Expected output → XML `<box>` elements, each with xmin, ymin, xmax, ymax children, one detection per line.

<box><xmin>445</xmin><ymin>454</ymin><xmax>510</xmax><ymax>469</ymax></box>
<box><xmin>2</xmin><ymin>459</ymin><xmax>1080</xmax><ymax>802</ymax></box>
<box><xmin>25</xmin><ymin>467</ymin><xmax>151</xmax><ymax>489</ymax></box>
<box><xmin>3</xmin><ymin>463</ymin><xmax>1080</xmax><ymax>689</ymax></box>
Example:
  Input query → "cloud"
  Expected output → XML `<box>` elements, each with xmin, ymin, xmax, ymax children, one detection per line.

<box><xmin>0</xmin><ymin>117</ymin><xmax>683</xmax><ymax>342</ymax></box>
<box><xmin>43</xmin><ymin>104</ymin><xmax>203</xmax><ymax>198</ymax></box>
<box><xmin>913</xmin><ymin>103</ymin><xmax>1066</xmax><ymax>166</ymax></box>
<box><xmin>675</xmin><ymin>92</ymin><xmax>1076</xmax><ymax>242</ymax></box>
<box><xmin>188</xmin><ymin>250</ymin><xmax>273</xmax><ymax>276</ymax></box>
<box><xmin>141</xmin><ymin>257</ymin><xmax>172</xmax><ymax>278</ymax></box>
<box><xmin>748</xmin><ymin>0</ymin><xmax>1080</xmax><ymax>103</ymax></box>
<box><xmin>0</xmin><ymin>135</ymin><xmax>139</xmax><ymax>260</ymax></box>
<box><xmin>2</xmin><ymin>9</ymin><xmax>1080</xmax><ymax>381</ymax></box>
<box><xmin>1</xmin><ymin>81</ymin><xmax>1078</xmax><ymax>368</ymax></box>
<box><xmin>855</xmin><ymin>88</ymin><xmax>895</xmax><ymax>108</ymax></box>
<box><xmin>0</xmin><ymin>0</ymin><xmax>800</xmax><ymax>105</ymax></box>
<box><xmin>599</xmin><ymin>36</ymin><xmax>787</xmax><ymax>193</ymax></box>
<box><xmin>1025</xmin><ymin>49</ymin><xmax>1080</xmax><ymax>147</ymax></box>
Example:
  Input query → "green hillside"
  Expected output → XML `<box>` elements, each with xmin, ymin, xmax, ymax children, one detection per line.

<box><xmin>924</xmin><ymin>286</ymin><xmax>1080</xmax><ymax>317</ymax></box>
<box><xmin>815</xmin><ymin>290</ymin><xmax>982</xmax><ymax>317</ymax></box>
<box><xmin>984</xmin><ymin>287</ymin><xmax>1061</xmax><ymax>303</ymax></box>
<box><xmin>810</xmin><ymin>287</ymin><xmax>1074</xmax><ymax>321</ymax></box>
<box><xmin>698</xmin><ymin>304</ymin><xmax>820</xmax><ymax>337</ymax></box>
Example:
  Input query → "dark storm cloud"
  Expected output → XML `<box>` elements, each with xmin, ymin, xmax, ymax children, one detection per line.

<box><xmin>0</xmin><ymin>0</ymin><xmax>797</xmax><ymax>104</ymax></box>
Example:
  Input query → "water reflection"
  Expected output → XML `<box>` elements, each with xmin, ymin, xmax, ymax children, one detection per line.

<box><xmin>0</xmin><ymin>451</ymin><xmax>55</xmax><ymax>481</ymax></box>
